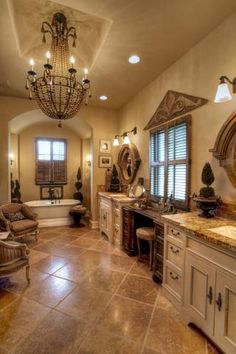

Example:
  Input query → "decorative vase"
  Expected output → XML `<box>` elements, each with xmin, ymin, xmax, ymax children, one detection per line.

<box><xmin>193</xmin><ymin>196</ymin><xmax>222</xmax><ymax>218</ymax></box>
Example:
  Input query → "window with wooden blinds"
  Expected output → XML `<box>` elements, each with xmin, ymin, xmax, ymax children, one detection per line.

<box><xmin>35</xmin><ymin>138</ymin><xmax>67</xmax><ymax>185</ymax></box>
<box><xmin>150</xmin><ymin>117</ymin><xmax>190</xmax><ymax>210</ymax></box>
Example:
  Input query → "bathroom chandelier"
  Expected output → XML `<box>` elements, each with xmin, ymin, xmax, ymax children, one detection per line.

<box><xmin>214</xmin><ymin>75</ymin><xmax>236</xmax><ymax>103</ymax></box>
<box><xmin>113</xmin><ymin>127</ymin><xmax>137</xmax><ymax>146</ymax></box>
<box><xmin>25</xmin><ymin>12</ymin><xmax>91</xmax><ymax>127</ymax></box>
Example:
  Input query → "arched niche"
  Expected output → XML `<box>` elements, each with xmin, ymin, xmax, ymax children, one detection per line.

<box><xmin>117</xmin><ymin>144</ymin><xmax>141</xmax><ymax>185</ymax></box>
<box><xmin>210</xmin><ymin>112</ymin><xmax>236</xmax><ymax>188</ymax></box>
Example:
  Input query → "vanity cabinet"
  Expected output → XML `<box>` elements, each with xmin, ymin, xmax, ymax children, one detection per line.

<box><xmin>98</xmin><ymin>193</ymin><xmax>134</xmax><ymax>245</ymax></box>
<box><xmin>184</xmin><ymin>249</ymin><xmax>236</xmax><ymax>354</ymax></box>
<box><xmin>99</xmin><ymin>197</ymin><xmax>112</xmax><ymax>241</ymax></box>
<box><xmin>162</xmin><ymin>213</ymin><xmax>236</xmax><ymax>353</ymax></box>
<box><xmin>122</xmin><ymin>207</ymin><xmax>137</xmax><ymax>255</ymax></box>
<box><xmin>153</xmin><ymin>222</ymin><xmax>164</xmax><ymax>282</ymax></box>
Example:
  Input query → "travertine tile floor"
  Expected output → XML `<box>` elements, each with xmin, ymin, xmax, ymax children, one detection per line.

<box><xmin>0</xmin><ymin>225</ymin><xmax>221</xmax><ymax>354</ymax></box>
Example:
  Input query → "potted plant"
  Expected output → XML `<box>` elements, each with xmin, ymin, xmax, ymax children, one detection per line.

<box><xmin>193</xmin><ymin>162</ymin><xmax>222</xmax><ymax>218</ymax></box>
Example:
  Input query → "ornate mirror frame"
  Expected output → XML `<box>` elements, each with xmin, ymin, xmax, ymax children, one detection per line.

<box><xmin>117</xmin><ymin>144</ymin><xmax>141</xmax><ymax>184</ymax></box>
<box><xmin>210</xmin><ymin>112</ymin><xmax>236</xmax><ymax>188</ymax></box>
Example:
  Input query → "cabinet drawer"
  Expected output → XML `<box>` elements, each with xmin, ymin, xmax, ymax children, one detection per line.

<box><xmin>166</xmin><ymin>241</ymin><xmax>183</xmax><ymax>269</ymax></box>
<box><xmin>167</xmin><ymin>225</ymin><xmax>185</xmax><ymax>244</ymax></box>
<box><xmin>165</xmin><ymin>266</ymin><xmax>182</xmax><ymax>298</ymax></box>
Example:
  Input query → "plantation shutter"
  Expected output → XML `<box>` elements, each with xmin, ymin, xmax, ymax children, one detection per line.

<box><xmin>35</xmin><ymin>138</ymin><xmax>67</xmax><ymax>185</ymax></box>
<box><xmin>150</xmin><ymin>130</ymin><xmax>165</xmax><ymax>197</ymax></box>
<box><xmin>150</xmin><ymin>118</ymin><xmax>190</xmax><ymax>209</ymax></box>
<box><xmin>167</xmin><ymin>122</ymin><xmax>187</xmax><ymax>202</ymax></box>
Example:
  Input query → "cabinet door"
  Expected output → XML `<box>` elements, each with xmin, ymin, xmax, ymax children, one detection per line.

<box><xmin>214</xmin><ymin>270</ymin><xmax>236</xmax><ymax>354</ymax></box>
<box><xmin>100</xmin><ymin>203</ymin><xmax>111</xmax><ymax>240</ymax></box>
<box><xmin>184</xmin><ymin>251</ymin><xmax>215</xmax><ymax>336</ymax></box>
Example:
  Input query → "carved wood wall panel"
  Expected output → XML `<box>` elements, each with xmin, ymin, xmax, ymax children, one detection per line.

<box><xmin>210</xmin><ymin>112</ymin><xmax>236</xmax><ymax>189</ymax></box>
<box><xmin>144</xmin><ymin>90</ymin><xmax>208</xmax><ymax>130</ymax></box>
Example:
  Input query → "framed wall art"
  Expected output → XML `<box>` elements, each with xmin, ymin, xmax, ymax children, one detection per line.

<box><xmin>99</xmin><ymin>139</ymin><xmax>111</xmax><ymax>154</ymax></box>
<box><xmin>99</xmin><ymin>155</ymin><xmax>112</xmax><ymax>168</ymax></box>
<box><xmin>40</xmin><ymin>185</ymin><xmax>63</xmax><ymax>200</ymax></box>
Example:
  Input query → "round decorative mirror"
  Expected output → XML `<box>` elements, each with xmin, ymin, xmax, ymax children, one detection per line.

<box><xmin>117</xmin><ymin>144</ymin><xmax>141</xmax><ymax>184</ymax></box>
<box><xmin>211</xmin><ymin>112</ymin><xmax>236</xmax><ymax>188</ymax></box>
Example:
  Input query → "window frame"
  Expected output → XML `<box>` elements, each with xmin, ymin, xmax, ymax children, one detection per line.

<box><xmin>149</xmin><ymin>115</ymin><xmax>191</xmax><ymax>210</ymax></box>
<box><xmin>35</xmin><ymin>137</ymin><xmax>67</xmax><ymax>185</ymax></box>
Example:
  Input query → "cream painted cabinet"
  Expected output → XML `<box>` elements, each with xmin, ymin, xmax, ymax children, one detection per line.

<box><xmin>98</xmin><ymin>193</ymin><xmax>134</xmax><ymax>245</ymax></box>
<box><xmin>184</xmin><ymin>251</ymin><xmax>215</xmax><ymax>336</ymax></box>
<box><xmin>214</xmin><ymin>270</ymin><xmax>236</xmax><ymax>354</ymax></box>
<box><xmin>99</xmin><ymin>197</ymin><xmax>112</xmax><ymax>241</ymax></box>
<box><xmin>184</xmin><ymin>249</ymin><xmax>236</xmax><ymax>354</ymax></box>
<box><xmin>163</xmin><ymin>224</ymin><xmax>186</xmax><ymax>306</ymax></box>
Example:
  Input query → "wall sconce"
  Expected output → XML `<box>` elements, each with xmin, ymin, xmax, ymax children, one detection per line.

<box><xmin>214</xmin><ymin>75</ymin><xmax>236</xmax><ymax>103</ymax></box>
<box><xmin>9</xmin><ymin>153</ymin><xmax>14</xmax><ymax>166</ymax></box>
<box><xmin>112</xmin><ymin>127</ymin><xmax>137</xmax><ymax>146</ymax></box>
<box><xmin>85</xmin><ymin>154</ymin><xmax>91</xmax><ymax>166</ymax></box>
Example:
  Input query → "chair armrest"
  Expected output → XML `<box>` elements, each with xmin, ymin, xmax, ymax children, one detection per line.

<box><xmin>0</xmin><ymin>240</ymin><xmax>29</xmax><ymax>259</ymax></box>
<box><xmin>21</xmin><ymin>205</ymin><xmax>37</xmax><ymax>220</ymax></box>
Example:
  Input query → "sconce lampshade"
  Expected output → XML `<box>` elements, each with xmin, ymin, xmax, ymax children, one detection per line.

<box><xmin>214</xmin><ymin>82</ymin><xmax>232</xmax><ymax>103</ymax></box>
<box><xmin>113</xmin><ymin>137</ymin><xmax>120</xmax><ymax>146</ymax></box>
<box><xmin>123</xmin><ymin>135</ymin><xmax>130</xmax><ymax>144</ymax></box>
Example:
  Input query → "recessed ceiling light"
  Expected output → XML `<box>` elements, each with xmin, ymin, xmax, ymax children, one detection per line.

<box><xmin>100</xmin><ymin>95</ymin><xmax>108</xmax><ymax>101</ymax></box>
<box><xmin>128</xmin><ymin>55</ymin><xmax>140</xmax><ymax>64</ymax></box>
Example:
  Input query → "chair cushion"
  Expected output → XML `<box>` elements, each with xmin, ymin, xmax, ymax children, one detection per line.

<box><xmin>10</xmin><ymin>219</ymin><xmax>38</xmax><ymax>234</ymax></box>
<box><xmin>136</xmin><ymin>227</ymin><xmax>154</xmax><ymax>240</ymax></box>
<box><xmin>4</xmin><ymin>211</ymin><xmax>25</xmax><ymax>222</ymax></box>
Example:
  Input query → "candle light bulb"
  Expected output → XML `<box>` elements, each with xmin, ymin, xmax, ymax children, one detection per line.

<box><xmin>70</xmin><ymin>56</ymin><xmax>75</xmax><ymax>65</ymax></box>
<box><xmin>84</xmin><ymin>68</ymin><xmax>89</xmax><ymax>79</ymax></box>
<box><xmin>46</xmin><ymin>51</ymin><xmax>51</xmax><ymax>59</ymax></box>
<box><xmin>29</xmin><ymin>59</ymin><xmax>35</xmax><ymax>70</ymax></box>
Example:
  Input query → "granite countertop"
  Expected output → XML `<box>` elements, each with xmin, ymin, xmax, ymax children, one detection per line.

<box><xmin>162</xmin><ymin>212</ymin><xmax>236</xmax><ymax>253</ymax></box>
<box><xmin>98</xmin><ymin>192</ymin><xmax>135</xmax><ymax>202</ymax></box>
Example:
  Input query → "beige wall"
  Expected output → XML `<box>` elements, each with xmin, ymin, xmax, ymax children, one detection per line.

<box><xmin>18</xmin><ymin>122</ymin><xmax>82</xmax><ymax>202</ymax></box>
<box><xmin>118</xmin><ymin>11</ymin><xmax>236</xmax><ymax>204</ymax></box>
<box><xmin>10</xmin><ymin>133</ymin><xmax>19</xmax><ymax>181</ymax></box>
<box><xmin>81</xmin><ymin>138</ymin><xmax>91</xmax><ymax>210</ymax></box>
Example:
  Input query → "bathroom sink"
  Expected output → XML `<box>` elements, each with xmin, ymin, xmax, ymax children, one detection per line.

<box><xmin>208</xmin><ymin>226</ymin><xmax>236</xmax><ymax>240</ymax></box>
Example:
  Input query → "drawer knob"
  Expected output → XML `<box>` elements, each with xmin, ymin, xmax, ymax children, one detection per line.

<box><xmin>170</xmin><ymin>229</ymin><xmax>180</xmax><ymax>237</ymax></box>
<box><xmin>170</xmin><ymin>246</ymin><xmax>179</xmax><ymax>254</ymax></box>
<box><xmin>169</xmin><ymin>271</ymin><xmax>179</xmax><ymax>280</ymax></box>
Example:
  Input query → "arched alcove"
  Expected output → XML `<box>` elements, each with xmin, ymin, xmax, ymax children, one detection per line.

<box><xmin>9</xmin><ymin>109</ymin><xmax>92</xmax><ymax>209</ymax></box>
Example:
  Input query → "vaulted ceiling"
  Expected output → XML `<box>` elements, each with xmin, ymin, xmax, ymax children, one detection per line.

<box><xmin>1</xmin><ymin>0</ymin><xmax>236</xmax><ymax>109</ymax></box>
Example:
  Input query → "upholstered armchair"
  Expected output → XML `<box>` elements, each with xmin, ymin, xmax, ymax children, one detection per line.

<box><xmin>0</xmin><ymin>203</ymin><xmax>39</xmax><ymax>241</ymax></box>
<box><xmin>0</xmin><ymin>240</ymin><xmax>30</xmax><ymax>283</ymax></box>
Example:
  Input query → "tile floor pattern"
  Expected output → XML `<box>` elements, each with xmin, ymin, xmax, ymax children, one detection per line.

<box><xmin>0</xmin><ymin>225</ymin><xmax>221</xmax><ymax>354</ymax></box>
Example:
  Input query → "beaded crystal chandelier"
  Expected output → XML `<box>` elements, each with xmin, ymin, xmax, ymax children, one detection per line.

<box><xmin>25</xmin><ymin>13</ymin><xmax>91</xmax><ymax>127</ymax></box>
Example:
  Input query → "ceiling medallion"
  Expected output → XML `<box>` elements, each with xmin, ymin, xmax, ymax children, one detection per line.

<box><xmin>25</xmin><ymin>12</ymin><xmax>91</xmax><ymax>127</ymax></box>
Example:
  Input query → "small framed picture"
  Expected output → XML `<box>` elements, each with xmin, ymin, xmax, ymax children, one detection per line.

<box><xmin>99</xmin><ymin>155</ymin><xmax>112</xmax><ymax>168</ymax></box>
<box><xmin>99</xmin><ymin>139</ymin><xmax>111</xmax><ymax>154</ymax></box>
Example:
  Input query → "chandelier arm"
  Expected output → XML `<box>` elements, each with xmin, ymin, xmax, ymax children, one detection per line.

<box><xmin>41</xmin><ymin>22</ymin><xmax>54</xmax><ymax>35</ymax></box>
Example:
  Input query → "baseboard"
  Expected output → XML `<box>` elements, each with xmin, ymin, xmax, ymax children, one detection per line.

<box><xmin>89</xmin><ymin>220</ymin><xmax>99</xmax><ymax>229</ymax></box>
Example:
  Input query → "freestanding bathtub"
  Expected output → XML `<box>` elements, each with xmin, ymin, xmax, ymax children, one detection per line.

<box><xmin>25</xmin><ymin>199</ymin><xmax>80</xmax><ymax>227</ymax></box>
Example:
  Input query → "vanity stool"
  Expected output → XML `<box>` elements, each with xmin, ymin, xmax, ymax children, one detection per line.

<box><xmin>136</xmin><ymin>227</ymin><xmax>155</xmax><ymax>270</ymax></box>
